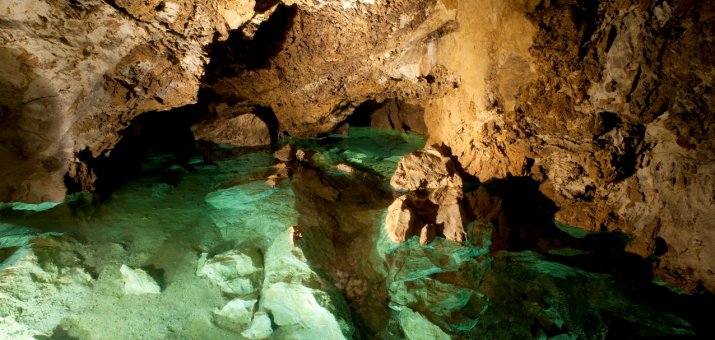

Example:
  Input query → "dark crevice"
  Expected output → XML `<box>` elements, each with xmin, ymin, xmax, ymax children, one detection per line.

<box><xmin>255</xmin><ymin>0</ymin><xmax>281</xmax><ymax>13</ymax></box>
<box><xmin>571</xmin><ymin>1</ymin><xmax>600</xmax><ymax>59</ymax></box>
<box><xmin>203</xmin><ymin>3</ymin><xmax>298</xmax><ymax>79</ymax></box>
<box><xmin>605</xmin><ymin>25</ymin><xmax>618</xmax><ymax>53</ymax></box>
<box><xmin>91</xmin><ymin>104</ymin><xmax>204</xmax><ymax>197</ymax></box>
<box><xmin>480</xmin><ymin>175</ymin><xmax>715</xmax><ymax>338</ymax></box>
<box><xmin>336</xmin><ymin>99</ymin><xmax>427</xmax><ymax>135</ymax></box>
<box><xmin>253</xmin><ymin>105</ymin><xmax>281</xmax><ymax>145</ymax></box>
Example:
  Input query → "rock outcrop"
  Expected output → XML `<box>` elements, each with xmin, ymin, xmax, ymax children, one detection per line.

<box><xmin>385</xmin><ymin>146</ymin><xmax>469</xmax><ymax>244</ymax></box>
<box><xmin>191</xmin><ymin>104</ymin><xmax>272</xmax><ymax>147</ymax></box>
<box><xmin>205</xmin><ymin>0</ymin><xmax>458</xmax><ymax>136</ymax></box>
<box><xmin>418</xmin><ymin>0</ymin><xmax>715</xmax><ymax>292</ymax></box>
<box><xmin>0</xmin><ymin>0</ymin><xmax>260</xmax><ymax>201</ymax></box>
<box><xmin>1</xmin><ymin>0</ymin><xmax>713</xmax><ymax>292</ymax></box>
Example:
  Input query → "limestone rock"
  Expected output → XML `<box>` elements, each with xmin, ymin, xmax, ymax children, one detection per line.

<box><xmin>369</xmin><ymin>99</ymin><xmax>427</xmax><ymax>135</ymax></box>
<box><xmin>385</xmin><ymin>196</ymin><xmax>415</xmax><ymax>243</ymax></box>
<box><xmin>390</xmin><ymin>146</ymin><xmax>463</xmax><ymax>198</ymax></box>
<box><xmin>212</xmin><ymin>299</ymin><xmax>257</xmax><ymax>333</ymax></box>
<box><xmin>415</xmin><ymin>0</ymin><xmax>715</xmax><ymax>291</ymax></box>
<box><xmin>262</xmin><ymin>282</ymin><xmax>346</xmax><ymax>339</ymax></box>
<box><xmin>119</xmin><ymin>265</ymin><xmax>161</xmax><ymax>295</ymax></box>
<box><xmin>241</xmin><ymin>312</ymin><xmax>273</xmax><ymax>340</ymax></box>
<box><xmin>419</xmin><ymin>224</ymin><xmax>436</xmax><ymax>246</ymax></box>
<box><xmin>207</xmin><ymin>0</ymin><xmax>457</xmax><ymax>137</ymax></box>
<box><xmin>436</xmin><ymin>204</ymin><xmax>469</xmax><ymax>243</ymax></box>
<box><xmin>0</xmin><ymin>0</ymin><xmax>258</xmax><ymax>202</ymax></box>
<box><xmin>386</xmin><ymin>146</ymin><xmax>468</xmax><ymax>244</ymax></box>
<box><xmin>196</xmin><ymin>249</ymin><xmax>263</xmax><ymax>297</ymax></box>
<box><xmin>295</xmin><ymin>149</ymin><xmax>314</xmax><ymax>162</ymax></box>
<box><xmin>192</xmin><ymin>113</ymin><xmax>271</xmax><ymax>147</ymax></box>
<box><xmin>273</xmin><ymin>144</ymin><xmax>297</xmax><ymax>162</ymax></box>
<box><xmin>398</xmin><ymin>308</ymin><xmax>450</xmax><ymax>340</ymax></box>
<box><xmin>336</xmin><ymin>163</ymin><xmax>354</xmax><ymax>174</ymax></box>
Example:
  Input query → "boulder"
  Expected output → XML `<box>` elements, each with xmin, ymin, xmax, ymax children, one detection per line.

<box><xmin>398</xmin><ymin>308</ymin><xmax>450</xmax><ymax>340</ymax></box>
<box><xmin>262</xmin><ymin>282</ymin><xmax>346</xmax><ymax>339</ymax></box>
<box><xmin>336</xmin><ymin>163</ymin><xmax>354</xmax><ymax>174</ymax></box>
<box><xmin>386</xmin><ymin>146</ymin><xmax>469</xmax><ymax>244</ymax></box>
<box><xmin>212</xmin><ymin>298</ymin><xmax>257</xmax><ymax>333</ymax></box>
<box><xmin>196</xmin><ymin>249</ymin><xmax>263</xmax><ymax>297</ymax></box>
<box><xmin>385</xmin><ymin>196</ymin><xmax>415</xmax><ymax>243</ymax></box>
<box><xmin>390</xmin><ymin>146</ymin><xmax>463</xmax><ymax>198</ymax></box>
<box><xmin>241</xmin><ymin>312</ymin><xmax>273</xmax><ymax>339</ymax></box>
<box><xmin>192</xmin><ymin>112</ymin><xmax>271</xmax><ymax>147</ymax></box>
<box><xmin>273</xmin><ymin>144</ymin><xmax>297</xmax><ymax>162</ymax></box>
<box><xmin>119</xmin><ymin>265</ymin><xmax>161</xmax><ymax>295</ymax></box>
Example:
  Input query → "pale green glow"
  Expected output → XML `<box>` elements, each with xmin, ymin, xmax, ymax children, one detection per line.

<box><xmin>0</xmin><ymin>128</ymin><xmax>701</xmax><ymax>338</ymax></box>
<box><xmin>0</xmin><ymin>201</ymin><xmax>60</xmax><ymax>212</ymax></box>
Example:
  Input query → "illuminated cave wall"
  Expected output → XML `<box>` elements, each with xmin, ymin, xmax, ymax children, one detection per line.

<box><xmin>1</xmin><ymin>0</ymin><xmax>713</xmax><ymax>291</ymax></box>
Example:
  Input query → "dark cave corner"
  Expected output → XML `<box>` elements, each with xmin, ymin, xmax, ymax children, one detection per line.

<box><xmin>333</xmin><ymin>99</ymin><xmax>428</xmax><ymax>136</ymax></box>
<box><xmin>65</xmin><ymin>104</ymin><xmax>206</xmax><ymax>199</ymax></box>
<box><xmin>476</xmin><ymin>175</ymin><xmax>715</xmax><ymax>339</ymax></box>
<box><xmin>202</xmin><ymin>2</ymin><xmax>299</xmax><ymax>80</ymax></box>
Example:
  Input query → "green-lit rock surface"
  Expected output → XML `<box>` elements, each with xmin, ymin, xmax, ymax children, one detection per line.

<box><xmin>0</xmin><ymin>128</ymin><xmax>711</xmax><ymax>338</ymax></box>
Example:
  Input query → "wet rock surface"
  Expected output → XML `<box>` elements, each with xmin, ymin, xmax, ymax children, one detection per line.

<box><xmin>2</xmin><ymin>0</ymin><xmax>712</xmax><ymax>294</ymax></box>
<box><xmin>0</xmin><ymin>128</ymin><xmax>714</xmax><ymax>338</ymax></box>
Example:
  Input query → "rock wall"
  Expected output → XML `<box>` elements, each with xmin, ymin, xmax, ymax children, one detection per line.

<box><xmin>209</xmin><ymin>0</ymin><xmax>715</xmax><ymax>291</ymax></box>
<box><xmin>422</xmin><ymin>0</ymin><xmax>715</xmax><ymax>292</ymax></box>
<box><xmin>1</xmin><ymin>0</ymin><xmax>713</xmax><ymax>291</ymax></box>
<box><xmin>205</xmin><ymin>0</ymin><xmax>458</xmax><ymax>136</ymax></box>
<box><xmin>0</xmin><ymin>0</ymin><xmax>256</xmax><ymax>201</ymax></box>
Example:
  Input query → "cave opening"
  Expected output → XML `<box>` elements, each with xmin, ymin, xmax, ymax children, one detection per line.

<box><xmin>337</xmin><ymin>98</ymin><xmax>428</xmax><ymax>136</ymax></box>
<box><xmin>90</xmin><ymin>104</ymin><xmax>205</xmax><ymax>197</ymax></box>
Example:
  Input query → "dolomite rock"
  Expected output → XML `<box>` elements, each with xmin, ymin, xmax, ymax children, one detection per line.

<box><xmin>120</xmin><ymin>265</ymin><xmax>161</xmax><ymax>295</ymax></box>
<box><xmin>192</xmin><ymin>113</ymin><xmax>270</xmax><ymax>147</ymax></box>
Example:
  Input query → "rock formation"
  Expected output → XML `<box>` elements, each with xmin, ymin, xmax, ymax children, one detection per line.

<box><xmin>191</xmin><ymin>105</ymin><xmax>271</xmax><ymax>147</ymax></box>
<box><xmin>0</xmin><ymin>0</ymin><xmax>260</xmax><ymax>201</ymax></box>
<box><xmin>385</xmin><ymin>146</ymin><xmax>469</xmax><ymax>244</ymax></box>
<box><xmin>418</xmin><ymin>0</ymin><xmax>715</xmax><ymax>292</ymax></box>
<box><xmin>0</xmin><ymin>0</ymin><xmax>713</xmax><ymax>292</ymax></box>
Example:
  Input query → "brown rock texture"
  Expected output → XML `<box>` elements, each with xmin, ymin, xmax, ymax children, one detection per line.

<box><xmin>0</xmin><ymin>0</ymin><xmax>257</xmax><ymax>201</ymax></box>
<box><xmin>1</xmin><ymin>0</ymin><xmax>713</xmax><ymax>292</ymax></box>
<box><xmin>386</xmin><ymin>146</ymin><xmax>469</xmax><ymax>243</ymax></box>
<box><xmin>420</xmin><ymin>0</ymin><xmax>715</xmax><ymax>291</ymax></box>
<box><xmin>205</xmin><ymin>0</ymin><xmax>458</xmax><ymax>136</ymax></box>
<box><xmin>191</xmin><ymin>105</ymin><xmax>271</xmax><ymax>147</ymax></box>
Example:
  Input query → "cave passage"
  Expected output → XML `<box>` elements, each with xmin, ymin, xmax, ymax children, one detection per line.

<box><xmin>1</xmin><ymin>126</ymin><xmax>713</xmax><ymax>338</ymax></box>
<box><xmin>1</xmin><ymin>0</ymin><xmax>715</xmax><ymax>338</ymax></box>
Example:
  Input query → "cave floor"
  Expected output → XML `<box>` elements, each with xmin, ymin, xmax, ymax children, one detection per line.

<box><xmin>0</xmin><ymin>128</ymin><xmax>708</xmax><ymax>339</ymax></box>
